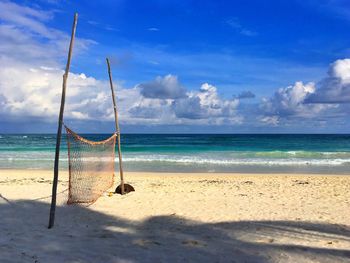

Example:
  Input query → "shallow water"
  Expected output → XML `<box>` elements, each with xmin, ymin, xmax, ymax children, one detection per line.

<box><xmin>1</xmin><ymin>134</ymin><xmax>350</xmax><ymax>173</ymax></box>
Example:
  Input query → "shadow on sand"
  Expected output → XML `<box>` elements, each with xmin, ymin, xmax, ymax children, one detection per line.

<box><xmin>0</xmin><ymin>199</ymin><xmax>350</xmax><ymax>263</ymax></box>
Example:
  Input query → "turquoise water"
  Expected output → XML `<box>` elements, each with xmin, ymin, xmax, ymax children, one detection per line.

<box><xmin>1</xmin><ymin>134</ymin><xmax>350</xmax><ymax>173</ymax></box>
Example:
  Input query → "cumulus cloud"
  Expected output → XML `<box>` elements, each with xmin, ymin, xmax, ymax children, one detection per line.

<box><xmin>172</xmin><ymin>83</ymin><xmax>241</xmax><ymax>124</ymax></box>
<box><xmin>138</xmin><ymin>74</ymin><xmax>186</xmax><ymax>99</ymax></box>
<box><xmin>128</xmin><ymin>80</ymin><xmax>242</xmax><ymax>125</ymax></box>
<box><xmin>0</xmin><ymin>1</ymin><xmax>105</xmax><ymax>123</ymax></box>
<box><xmin>0</xmin><ymin>61</ymin><xmax>113</xmax><ymax>121</ymax></box>
<box><xmin>127</xmin><ymin>95</ymin><xmax>175</xmax><ymax>124</ymax></box>
<box><xmin>259</xmin><ymin>81</ymin><xmax>332</xmax><ymax>124</ymax></box>
<box><xmin>173</xmin><ymin>96</ymin><xmax>204</xmax><ymax>119</ymax></box>
<box><xmin>255</xmin><ymin>58</ymin><xmax>350</xmax><ymax>127</ymax></box>
<box><xmin>306</xmin><ymin>59</ymin><xmax>350</xmax><ymax>103</ymax></box>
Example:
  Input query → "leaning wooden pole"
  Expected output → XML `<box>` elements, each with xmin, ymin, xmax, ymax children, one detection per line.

<box><xmin>106</xmin><ymin>58</ymin><xmax>125</xmax><ymax>195</ymax></box>
<box><xmin>48</xmin><ymin>13</ymin><xmax>78</xmax><ymax>229</ymax></box>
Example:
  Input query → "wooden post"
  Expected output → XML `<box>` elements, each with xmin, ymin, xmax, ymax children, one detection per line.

<box><xmin>106</xmin><ymin>58</ymin><xmax>125</xmax><ymax>195</ymax></box>
<box><xmin>48</xmin><ymin>13</ymin><xmax>78</xmax><ymax>229</ymax></box>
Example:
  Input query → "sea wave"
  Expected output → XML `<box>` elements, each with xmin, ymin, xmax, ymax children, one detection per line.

<box><xmin>121</xmin><ymin>155</ymin><xmax>350</xmax><ymax>166</ymax></box>
<box><xmin>249</xmin><ymin>151</ymin><xmax>350</xmax><ymax>158</ymax></box>
<box><xmin>1</xmin><ymin>150</ymin><xmax>350</xmax><ymax>167</ymax></box>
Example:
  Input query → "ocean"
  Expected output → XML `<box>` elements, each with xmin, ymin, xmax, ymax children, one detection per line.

<box><xmin>0</xmin><ymin>134</ymin><xmax>350</xmax><ymax>174</ymax></box>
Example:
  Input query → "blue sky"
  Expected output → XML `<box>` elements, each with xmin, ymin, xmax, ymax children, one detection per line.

<box><xmin>0</xmin><ymin>0</ymin><xmax>350</xmax><ymax>133</ymax></box>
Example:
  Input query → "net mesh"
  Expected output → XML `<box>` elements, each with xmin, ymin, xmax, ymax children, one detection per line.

<box><xmin>65</xmin><ymin>126</ymin><xmax>117</xmax><ymax>204</ymax></box>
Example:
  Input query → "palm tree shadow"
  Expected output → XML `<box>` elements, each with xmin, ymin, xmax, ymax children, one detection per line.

<box><xmin>0</xmin><ymin>199</ymin><xmax>349</xmax><ymax>262</ymax></box>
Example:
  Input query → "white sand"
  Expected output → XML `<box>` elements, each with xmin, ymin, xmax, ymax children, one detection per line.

<box><xmin>1</xmin><ymin>170</ymin><xmax>350</xmax><ymax>262</ymax></box>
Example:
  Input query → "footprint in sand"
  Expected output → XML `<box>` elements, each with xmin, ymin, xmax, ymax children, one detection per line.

<box><xmin>182</xmin><ymin>239</ymin><xmax>207</xmax><ymax>247</ymax></box>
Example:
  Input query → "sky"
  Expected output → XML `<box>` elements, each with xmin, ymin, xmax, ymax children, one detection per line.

<box><xmin>0</xmin><ymin>0</ymin><xmax>350</xmax><ymax>133</ymax></box>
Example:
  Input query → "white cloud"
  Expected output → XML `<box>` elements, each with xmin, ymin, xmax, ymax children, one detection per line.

<box><xmin>172</xmin><ymin>83</ymin><xmax>241</xmax><ymax>124</ymax></box>
<box><xmin>0</xmin><ymin>61</ymin><xmax>110</xmax><ymax>120</ymax></box>
<box><xmin>0</xmin><ymin>0</ymin><xmax>95</xmax><ymax>67</ymax></box>
<box><xmin>255</xmin><ymin>58</ymin><xmax>350</xmax><ymax>127</ymax></box>
<box><xmin>259</xmin><ymin>81</ymin><xmax>333</xmax><ymax>124</ymax></box>
<box><xmin>127</xmin><ymin>97</ymin><xmax>176</xmax><ymax>124</ymax></box>
<box><xmin>259</xmin><ymin>116</ymin><xmax>279</xmax><ymax>126</ymax></box>
<box><xmin>0</xmin><ymin>58</ymin><xmax>154</xmax><ymax>125</ymax></box>
<box><xmin>306</xmin><ymin>58</ymin><xmax>350</xmax><ymax>103</ymax></box>
<box><xmin>138</xmin><ymin>74</ymin><xmax>186</xmax><ymax>99</ymax></box>
<box><xmin>0</xmin><ymin>1</ymin><xmax>102</xmax><ymax>123</ymax></box>
<box><xmin>127</xmin><ymin>80</ymin><xmax>242</xmax><ymax>126</ymax></box>
<box><xmin>0</xmin><ymin>1</ymin><xmax>54</xmax><ymax>38</ymax></box>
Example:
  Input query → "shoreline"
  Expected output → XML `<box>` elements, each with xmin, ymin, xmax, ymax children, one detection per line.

<box><xmin>1</xmin><ymin>168</ymin><xmax>350</xmax><ymax>177</ymax></box>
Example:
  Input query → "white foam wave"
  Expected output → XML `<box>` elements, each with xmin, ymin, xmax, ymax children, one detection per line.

<box><xmin>2</xmin><ymin>154</ymin><xmax>350</xmax><ymax>166</ymax></box>
<box><xmin>122</xmin><ymin>155</ymin><xmax>350</xmax><ymax>166</ymax></box>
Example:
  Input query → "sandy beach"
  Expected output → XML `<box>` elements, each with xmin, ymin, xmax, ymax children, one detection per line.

<box><xmin>0</xmin><ymin>169</ymin><xmax>349</xmax><ymax>262</ymax></box>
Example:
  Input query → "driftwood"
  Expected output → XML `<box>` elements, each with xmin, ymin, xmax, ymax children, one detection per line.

<box><xmin>48</xmin><ymin>13</ymin><xmax>78</xmax><ymax>229</ymax></box>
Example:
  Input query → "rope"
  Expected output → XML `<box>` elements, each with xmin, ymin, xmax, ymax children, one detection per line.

<box><xmin>64</xmin><ymin>124</ymin><xmax>117</xmax><ymax>145</ymax></box>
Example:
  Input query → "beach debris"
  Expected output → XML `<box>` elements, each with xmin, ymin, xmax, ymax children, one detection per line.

<box><xmin>198</xmin><ymin>179</ymin><xmax>227</xmax><ymax>184</ymax></box>
<box><xmin>150</xmin><ymin>182</ymin><xmax>166</xmax><ymax>187</ymax></box>
<box><xmin>292</xmin><ymin>180</ymin><xmax>310</xmax><ymax>185</ymax></box>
